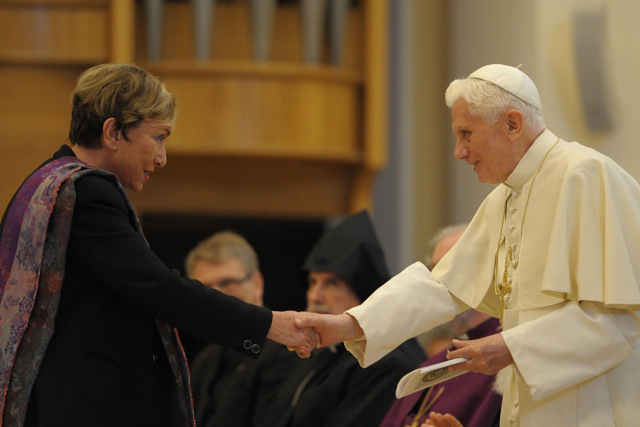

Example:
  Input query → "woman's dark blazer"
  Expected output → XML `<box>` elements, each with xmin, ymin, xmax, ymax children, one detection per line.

<box><xmin>11</xmin><ymin>145</ymin><xmax>273</xmax><ymax>426</ymax></box>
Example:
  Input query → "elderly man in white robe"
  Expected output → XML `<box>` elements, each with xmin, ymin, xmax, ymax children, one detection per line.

<box><xmin>295</xmin><ymin>64</ymin><xmax>640</xmax><ymax>427</ymax></box>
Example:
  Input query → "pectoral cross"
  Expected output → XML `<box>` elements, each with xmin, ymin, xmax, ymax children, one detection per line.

<box><xmin>495</xmin><ymin>245</ymin><xmax>513</xmax><ymax>324</ymax></box>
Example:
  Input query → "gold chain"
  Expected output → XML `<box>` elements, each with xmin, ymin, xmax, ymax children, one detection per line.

<box><xmin>405</xmin><ymin>385</ymin><xmax>446</xmax><ymax>427</ymax></box>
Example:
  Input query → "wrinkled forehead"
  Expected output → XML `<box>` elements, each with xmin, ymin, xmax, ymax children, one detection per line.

<box><xmin>451</xmin><ymin>99</ymin><xmax>484</xmax><ymax>129</ymax></box>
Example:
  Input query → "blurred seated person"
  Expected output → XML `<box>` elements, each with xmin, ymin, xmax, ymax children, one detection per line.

<box><xmin>380</xmin><ymin>225</ymin><xmax>502</xmax><ymax>427</ymax></box>
<box><xmin>187</xmin><ymin>231</ymin><xmax>301</xmax><ymax>427</ymax></box>
<box><xmin>260</xmin><ymin>210</ymin><xmax>424</xmax><ymax>427</ymax></box>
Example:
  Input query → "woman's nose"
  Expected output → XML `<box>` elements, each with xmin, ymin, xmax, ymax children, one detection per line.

<box><xmin>155</xmin><ymin>145</ymin><xmax>167</xmax><ymax>168</ymax></box>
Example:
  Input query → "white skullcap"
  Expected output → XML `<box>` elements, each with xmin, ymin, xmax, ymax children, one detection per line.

<box><xmin>468</xmin><ymin>64</ymin><xmax>542</xmax><ymax>110</ymax></box>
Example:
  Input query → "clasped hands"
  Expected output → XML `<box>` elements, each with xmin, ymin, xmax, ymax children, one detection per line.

<box><xmin>267</xmin><ymin>311</ymin><xmax>363</xmax><ymax>358</ymax></box>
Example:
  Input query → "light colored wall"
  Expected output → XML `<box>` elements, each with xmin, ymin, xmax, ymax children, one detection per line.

<box><xmin>448</xmin><ymin>0</ymin><xmax>537</xmax><ymax>222</ymax></box>
<box><xmin>535</xmin><ymin>0</ymin><xmax>640</xmax><ymax>180</ymax></box>
<box><xmin>448</xmin><ymin>0</ymin><xmax>640</xmax><ymax>221</ymax></box>
<box><xmin>410</xmin><ymin>0</ymin><xmax>450</xmax><ymax>268</ymax></box>
<box><xmin>378</xmin><ymin>0</ymin><xmax>640</xmax><ymax>271</ymax></box>
<box><xmin>373</xmin><ymin>0</ymin><xmax>449</xmax><ymax>273</ymax></box>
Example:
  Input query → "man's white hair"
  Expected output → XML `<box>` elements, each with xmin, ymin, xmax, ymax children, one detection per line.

<box><xmin>424</xmin><ymin>223</ymin><xmax>467</xmax><ymax>269</ymax></box>
<box><xmin>445</xmin><ymin>78</ymin><xmax>546</xmax><ymax>134</ymax></box>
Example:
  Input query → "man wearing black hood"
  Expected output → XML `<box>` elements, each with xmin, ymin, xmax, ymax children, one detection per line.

<box><xmin>260</xmin><ymin>211</ymin><xmax>424</xmax><ymax>427</ymax></box>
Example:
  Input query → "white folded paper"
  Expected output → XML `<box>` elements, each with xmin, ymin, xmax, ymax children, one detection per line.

<box><xmin>395</xmin><ymin>357</ymin><xmax>469</xmax><ymax>398</ymax></box>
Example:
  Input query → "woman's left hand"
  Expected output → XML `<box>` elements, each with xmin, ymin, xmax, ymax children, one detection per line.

<box><xmin>267</xmin><ymin>311</ymin><xmax>320</xmax><ymax>358</ymax></box>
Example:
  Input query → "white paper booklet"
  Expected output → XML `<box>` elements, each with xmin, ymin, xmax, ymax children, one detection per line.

<box><xmin>395</xmin><ymin>357</ymin><xmax>469</xmax><ymax>399</ymax></box>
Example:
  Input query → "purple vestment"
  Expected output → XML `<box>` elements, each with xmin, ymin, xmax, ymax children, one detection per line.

<box><xmin>380</xmin><ymin>318</ymin><xmax>502</xmax><ymax>427</ymax></box>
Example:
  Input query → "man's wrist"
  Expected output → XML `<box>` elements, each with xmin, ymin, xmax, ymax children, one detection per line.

<box><xmin>343</xmin><ymin>313</ymin><xmax>364</xmax><ymax>341</ymax></box>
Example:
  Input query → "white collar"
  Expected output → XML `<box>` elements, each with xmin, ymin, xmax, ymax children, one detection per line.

<box><xmin>504</xmin><ymin>129</ymin><xmax>558</xmax><ymax>189</ymax></box>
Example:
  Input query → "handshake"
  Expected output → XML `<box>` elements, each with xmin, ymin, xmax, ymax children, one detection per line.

<box><xmin>266</xmin><ymin>311</ymin><xmax>364</xmax><ymax>358</ymax></box>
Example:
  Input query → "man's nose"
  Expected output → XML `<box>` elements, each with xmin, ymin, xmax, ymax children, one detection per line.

<box><xmin>307</xmin><ymin>284</ymin><xmax>323</xmax><ymax>301</ymax></box>
<box><xmin>454</xmin><ymin>139</ymin><xmax>469</xmax><ymax>160</ymax></box>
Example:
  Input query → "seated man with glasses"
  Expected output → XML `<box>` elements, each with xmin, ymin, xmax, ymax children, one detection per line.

<box><xmin>186</xmin><ymin>231</ymin><xmax>301</xmax><ymax>427</ymax></box>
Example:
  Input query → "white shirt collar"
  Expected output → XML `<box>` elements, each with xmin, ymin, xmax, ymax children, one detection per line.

<box><xmin>504</xmin><ymin>129</ymin><xmax>558</xmax><ymax>189</ymax></box>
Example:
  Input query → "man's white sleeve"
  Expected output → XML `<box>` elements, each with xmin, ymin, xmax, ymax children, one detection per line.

<box><xmin>502</xmin><ymin>300</ymin><xmax>640</xmax><ymax>400</ymax></box>
<box><xmin>344</xmin><ymin>262</ymin><xmax>460</xmax><ymax>367</ymax></box>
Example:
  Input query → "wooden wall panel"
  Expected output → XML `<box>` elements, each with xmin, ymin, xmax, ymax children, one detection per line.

<box><xmin>0</xmin><ymin>0</ymin><xmax>387</xmax><ymax>219</ymax></box>
<box><xmin>150</xmin><ymin>66</ymin><xmax>361</xmax><ymax>161</ymax></box>
<box><xmin>128</xmin><ymin>155</ymin><xmax>356</xmax><ymax>218</ymax></box>
<box><xmin>0</xmin><ymin>1</ymin><xmax>109</xmax><ymax>63</ymax></box>
<box><xmin>0</xmin><ymin>65</ymin><xmax>84</xmax><ymax>211</ymax></box>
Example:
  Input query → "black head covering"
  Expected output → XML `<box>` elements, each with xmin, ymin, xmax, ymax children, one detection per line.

<box><xmin>302</xmin><ymin>210</ymin><xmax>390</xmax><ymax>302</ymax></box>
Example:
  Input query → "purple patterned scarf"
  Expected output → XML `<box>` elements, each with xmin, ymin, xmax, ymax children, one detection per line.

<box><xmin>0</xmin><ymin>156</ymin><xmax>194</xmax><ymax>426</ymax></box>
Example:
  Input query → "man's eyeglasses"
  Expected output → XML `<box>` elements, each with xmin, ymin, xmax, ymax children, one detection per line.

<box><xmin>215</xmin><ymin>271</ymin><xmax>253</xmax><ymax>289</ymax></box>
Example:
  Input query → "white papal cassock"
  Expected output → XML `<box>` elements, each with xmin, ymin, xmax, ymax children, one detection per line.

<box><xmin>345</xmin><ymin>129</ymin><xmax>640</xmax><ymax>427</ymax></box>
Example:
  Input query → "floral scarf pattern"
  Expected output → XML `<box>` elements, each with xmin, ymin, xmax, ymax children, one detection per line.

<box><xmin>0</xmin><ymin>156</ymin><xmax>194</xmax><ymax>426</ymax></box>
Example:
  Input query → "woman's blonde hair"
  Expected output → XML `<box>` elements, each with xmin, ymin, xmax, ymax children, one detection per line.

<box><xmin>69</xmin><ymin>63</ymin><xmax>176</xmax><ymax>148</ymax></box>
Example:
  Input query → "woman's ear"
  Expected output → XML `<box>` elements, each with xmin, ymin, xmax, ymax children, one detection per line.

<box><xmin>102</xmin><ymin>118</ymin><xmax>119</xmax><ymax>150</ymax></box>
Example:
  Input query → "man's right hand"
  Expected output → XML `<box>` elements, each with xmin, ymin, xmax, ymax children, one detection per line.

<box><xmin>293</xmin><ymin>312</ymin><xmax>364</xmax><ymax>349</ymax></box>
<box><xmin>267</xmin><ymin>311</ymin><xmax>320</xmax><ymax>358</ymax></box>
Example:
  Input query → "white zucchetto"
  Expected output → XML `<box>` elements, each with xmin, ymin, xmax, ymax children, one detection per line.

<box><xmin>469</xmin><ymin>64</ymin><xmax>543</xmax><ymax>111</ymax></box>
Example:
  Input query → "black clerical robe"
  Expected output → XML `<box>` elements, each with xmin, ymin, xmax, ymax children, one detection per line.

<box><xmin>260</xmin><ymin>339</ymin><xmax>424</xmax><ymax>427</ymax></box>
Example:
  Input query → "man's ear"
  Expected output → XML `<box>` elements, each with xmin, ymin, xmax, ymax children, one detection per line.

<box><xmin>252</xmin><ymin>271</ymin><xmax>265</xmax><ymax>301</ymax></box>
<box><xmin>102</xmin><ymin>117</ymin><xmax>119</xmax><ymax>150</ymax></box>
<box><xmin>505</xmin><ymin>109</ymin><xmax>524</xmax><ymax>140</ymax></box>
